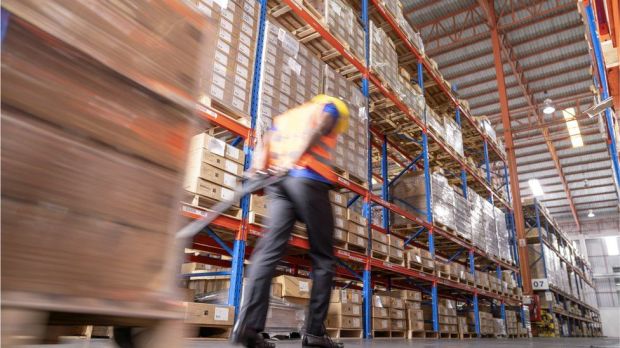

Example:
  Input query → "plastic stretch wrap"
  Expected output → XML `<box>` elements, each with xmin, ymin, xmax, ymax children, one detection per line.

<box><xmin>468</xmin><ymin>191</ymin><xmax>486</xmax><ymax>250</ymax></box>
<box><xmin>324</xmin><ymin>65</ymin><xmax>368</xmax><ymax>181</ymax></box>
<box><xmin>454</xmin><ymin>194</ymin><xmax>472</xmax><ymax>241</ymax></box>
<box><xmin>390</xmin><ymin>172</ymin><xmax>455</xmax><ymax>231</ymax></box>
<box><xmin>308</xmin><ymin>0</ymin><xmax>365</xmax><ymax>61</ymax></box>
<box><xmin>393</xmin><ymin>7</ymin><xmax>424</xmax><ymax>53</ymax></box>
<box><xmin>370</xmin><ymin>20</ymin><xmax>399</xmax><ymax>90</ymax></box>
<box><xmin>197</xmin><ymin>290</ymin><xmax>306</xmax><ymax>333</ymax></box>
<box><xmin>482</xmin><ymin>200</ymin><xmax>498</xmax><ymax>256</ymax></box>
<box><xmin>1</xmin><ymin>0</ymin><xmax>210</xmax><ymax>306</ymax></box>
<box><xmin>443</xmin><ymin>116</ymin><xmax>464</xmax><ymax>156</ymax></box>
<box><xmin>494</xmin><ymin>208</ymin><xmax>512</xmax><ymax>263</ymax></box>
<box><xmin>425</xmin><ymin>108</ymin><xmax>445</xmax><ymax>139</ymax></box>
<box><xmin>256</xmin><ymin>20</ymin><xmax>324</xmax><ymax>140</ymax></box>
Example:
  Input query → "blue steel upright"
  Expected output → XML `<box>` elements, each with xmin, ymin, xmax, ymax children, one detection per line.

<box><xmin>453</xmin><ymin>86</ymin><xmax>468</xmax><ymax>198</ymax></box>
<box><xmin>362</xmin><ymin>0</ymin><xmax>372</xmax><ymax>338</ymax></box>
<box><xmin>381</xmin><ymin>135</ymin><xmax>389</xmax><ymax>232</ymax></box>
<box><xmin>228</xmin><ymin>0</ymin><xmax>268</xmax><ymax>315</ymax></box>
<box><xmin>585</xmin><ymin>4</ymin><xmax>620</xmax><ymax>190</ymax></box>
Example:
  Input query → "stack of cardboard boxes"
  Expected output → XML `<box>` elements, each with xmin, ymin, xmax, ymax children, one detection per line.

<box><xmin>454</xmin><ymin>193</ymin><xmax>472</xmax><ymax>241</ymax></box>
<box><xmin>477</xmin><ymin>310</ymin><xmax>495</xmax><ymax>335</ymax></box>
<box><xmin>183</xmin><ymin>302</ymin><xmax>236</xmax><ymax>333</ymax></box>
<box><xmin>331</xmin><ymin>191</ymin><xmax>349</xmax><ymax>246</ymax></box>
<box><xmin>185</xmin><ymin>133</ymin><xmax>244</xmax><ymax>207</ymax></box>
<box><xmin>388</xmin><ymin>235</ymin><xmax>405</xmax><ymax>265</ymax></box>
<box><xmin>372</xmin><ymin>294</ymin><xmax>391</xmax><ymax>332</ymax></box>
<box><xmin>396</xmin><ymin>68</ymin><xmax>426</xmax><ymax>118</ymax></box>
<box><xmin>506</xmin><ymin>310</ymin><xmax>519</xmax><ymax>336</ymax></box>
<box><xmin>326</xmin><ymin>289</ymin><xmax>363</xmax><ymax>332</ymax></box>
<box><xmin>256</xmin><ymin>20</ymin><xmax>323</xmax><ymax>140</ymax></box>
<box><xmin>391</xmin><ymin>172</ymin><xmax>456</xmax><ymax>232</ymax></box>
<box><xmin>324</xmin><ymin>66</ymin><xmax>368</xmax><ymax>181</ymax></box>
<box><xmin>426</xmin><ymin>108</ymin><xmax>445</xmax><ymax>139</ymax></box>
<box><xmin>308</xmin><ymin>0</ymin><xmax>365</xmax><ymax>62</ymax></box>
<box><xmin>406</xmin><ymin>245</ymin><xmax>435</xmax><ymax>271</ymax></box>
<box><xmin>404</xmin><ymin>290</ymin><xmax>424</xmax><ymax>335</ymax></box>
<box><xmin>457</xmin><ymin>315</ymin><xmax>470</xmax><ymax>336</ymax></box>
<box><xmin>439</xmin><ymin>299</ymin><xmax>458</xmax><ymax>335</ymax></box>
<box><xmin>370</xmin><ymin>20</ymin><xmax>399</xmax><ymax>91</ymax></box>
<box><xmin>443</xmin><ymin>116</ymin><xmax>464</xmax><ymax>157</ymax></box>
<box><xmin>347</xmin><ymin>208</ymin><xmax>369</xmax><ymax>252</ymax></box>
<box><xmin>469</xmin><ymin>190</ymin><xmax>486</xmax><ymax>251</ymax></box>
<box><xmin>371</xmin><ymin>229</ymin><xmax>390</xmax><ymax>258</ymax></box>
<box><xmin>196</xmin><ymin>0</ymin><xmax>259</xmax><ymax>119</ymax></box>
<box><xmin>388</xmin><ymin>293</ymin><xmax>407</xmax><ymax>333</ymax></box>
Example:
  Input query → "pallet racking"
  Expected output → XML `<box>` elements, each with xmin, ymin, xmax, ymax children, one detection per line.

<box><xmin>523</xmin><ymin>199</ymin><xmax>601</xmax><ymax>337</ymax></box>
<box><xmin>182</xmin><ymin>0</ymin><xmax>527</xmax><ymax>339</ymax></box>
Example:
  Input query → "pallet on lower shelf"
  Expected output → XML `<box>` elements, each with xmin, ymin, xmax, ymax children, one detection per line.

<box><xmin>326</xmin><ymin>329</ymin><xmax>363</xmax><ymax>339</ymax></box>
<box><xmin>434</xmin><ymin>222</ymin><xmax>456</xmax><ymax>235</ymax></box>
<box><xmin>372</xmin><ymin>330</ymin><xmax>405</xmax><ymax>338</ymax></box>
<box><xmin>186</xmin><ymin>325</ymin><xmax>232</xmax><ymax>340</ymax></box>
<box><xmin>388</xmin><ymin>256</ymin><xmax>405</xmax><ymax>266</ymax></box>
<box><xmin>459</xmin><ymin>332</ymin><xmax>475</xmax><ymax>339</ymax></box>
<box><xmin>184</xmin><ymin>194</ymin><xmax>242</xmax><ymax>220</ymax></box>
<box><xmin>439</xmin><ymin>332</ymin><xmax>459</xmax><ymax>339</ymax></box>
<box><xmin>408</xmin><ymin>330</ymin><xmax>438</xmax><ymax>339</ymax></box>
<box><xmin>371</xmin><ymin>251</ymin><xmax>389</xmax><ymax>261</ymax></box>
<box><xmin>408</xmin><ymin>262</ymin><xmax>435</xmax><ymax>275</ymax></box>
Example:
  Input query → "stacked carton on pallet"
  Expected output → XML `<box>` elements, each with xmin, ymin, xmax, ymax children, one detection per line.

<box><xmin>388</xmin><ymin>293</ymin><xmax>407</xmax><ymax>333</ymax></box>
<box><xmin>196</xmin><ymin>0</ymin><xmax>259</xmax><ymax>119</ymax></box>
<box><xmin>185</xmin><ymin>133</ymin><xmax>244</xmax><ymax>208</ymax></box>
<box><xmin>370</xmin><ymin>20</ymin><xmax>399</xmax><ymax>90</ymax></box>
<box><xmin>324</xmin><ymin>65</ymin><xmax>369</xmax><ymax>181</ymax></box>
<box><xmin>443</xmin><ymin>116</ymin><xmax>464</xmax><ymax>157</ymax></box>
<box><xmin>326</xmin><ymin>289</ymin><xmax>363</xmax><ymax>335</ymax></box>
<box><xmin>388</xmin><ymin>235</ymin><xmax>405</xmax><ymax>265</ymax></box>
<box><xmin>404</xmin><ymin>290</ymin><xmax>424</xmax><ymax>336</ymax></box>
<box><xmin>256</xmin><ymin>20</ymin><xmax>323</xmax><ymax>139</ymax></box>
<box><xmin>372</xmin><ymin>294</ymin><xmax>391</xmax><ymax>332</ymax></box>
<box><xmin>347</xmin><ymin>209</ymin><xmax>368</xmax><ymax>252</ymax></box>
<box><xmin>406</xmin><ymin>245</ymin><xmax>435</xmax><ymax>273</ymax></box>
<box><xmin>469</xmin><ymin>190</ymin><xmax>486</xmax><ymax>250</ymax></box>
<box><xmin>308</xmin><ymin>0</ymin><xmax>365</xmax><ymax>61</ymax></box>
<box><xmin>330</xmin><ymin>192</ymin><xmax>349</xmax><ymax>246</ymax></box>
<box><xmin>439</xmin><ymin>299</ymin><xmax>458</xmax><ymax>335</ymax></box>
<box><xmin>390</xmin><ymin>172</ymin><xmax>455</xmax><ymax>232</ymax></box>
<box><xmin>454</xmin><ymin>193</ymin><xmax>472</xmax><ymax>241</ymax></box>
<box><xmin>372</xmin><ymin>229</ymin><xmax>390</xmax><ymax>259</ymax></box>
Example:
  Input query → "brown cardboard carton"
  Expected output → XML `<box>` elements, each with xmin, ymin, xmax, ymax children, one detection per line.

<box><xmin>328</xmin><ymin>303</ymin><xmax>362</xmax><ymax>317</ymax></box>
<box><xmin>372</xmin><ymin>318</ymin><xmax>390</xmax><ymax>330</ymax></box>
<box><xmin>372</xmin><ymin>242</ymin><xmax>389</xmax><ymax>254</ymax></box>
<box><xmin>388</xmin><ymin>235</ymin><xmax>404</xmax><ymax>249</ymax></box>
<box><xmin>402</xmin><ymin>290</ymin><xmax>422</xmax><ymax>302</ymax></box>
<box><xmin>347</xmin><ymin>209</ymin><xmax>367</xmax><ymax>226</ymax></box>
<box><xmin>183</xmin><ymin>302</ymin><xmax>234</xmax><ymax>326</ymax></box>
<box><xmin>326</xmin><ymin>315</ymin><xmax>362</xmax><ymax>329</ymax></box>
<box><xmin>330</xmin><ymin>191</ymin><xmax>347</xmax><ymax>207</ymax></box>
<box><xmin>272</xmin><ymin>275</ymin><xmax>312</xmax><ymax>299</ymax></box>
<box><xmin>408</xmin><ymin>320</ymin><xmax>424</xmax><ymax>332</ymax></box>
<box><xmin>391</xmin><ymin>319</ymin><xmax>406</xmax><ymax>330</ymax></box>
<box><xmin>389</xmin><ymin>308</ymin><xmax>405</xmax><ymax>320</ymax></box>
<box><xmin>372</xmin><ymin>307</ymin><xmax>389</xmax><ymax>318</ymax></box>
<box><xmin>372</xmin><ymin>229</ymin><xmax>389</xmax><ymax>244</ymax></box>
<box><xmin>407</xmin><ymin>309</ymin><xmax>423</xmax><ymax>322</ymax></box>
<box><xmin>348</xmin><ymin>221</ymin><xmax>366</xmax><ymax>237</ymax></box>
<box><xmin>389</xmin><ymin>246</ymin><xmax>404</xmax><ymax>260</ymax></box>
<box><xmin>390</xmin><ymin>297</ymin><xmax>405</xmax><ymax>309</ymax></box>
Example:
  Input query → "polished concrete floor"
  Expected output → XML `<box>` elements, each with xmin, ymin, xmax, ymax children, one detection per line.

<box><xmin>20</xmin><ymin>337</ymin><xmax>620</xmax><ymax>348</ymax></box>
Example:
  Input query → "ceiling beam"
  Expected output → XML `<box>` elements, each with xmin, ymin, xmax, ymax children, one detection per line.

<box><xmin>412</xmin><ymin>3</ymin><xmax>480</xmax><ymax>30</ymax></box>
<box><xmin>487</xmin><ymin>92</ymin><xmax>593</xmax><ymax>121</ymax></box>
<box><xmin>478</xmin><ymin>0</ymin><xmax>580</xmax><ymax>229</ymax></box>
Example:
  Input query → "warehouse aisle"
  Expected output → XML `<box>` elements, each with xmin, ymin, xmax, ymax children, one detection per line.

<box><xmin>23</xmin><ymin>337</ymin><xmax>620</xmax><ymax>348</ymax></box>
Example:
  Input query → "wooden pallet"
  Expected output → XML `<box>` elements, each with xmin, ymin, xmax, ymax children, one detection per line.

<box><xmin>408</xmin><ymin>262</ymin><xmax>435</xmax><ymax>275</ymax></box>
<box><xmin>372</xmin><ymin>330</ymin><xmax>405</xmax><ymax>338</ymax></box>
<box><xmin>434</xmin><ymin>221</ymin><xmax>456</xmax><ymax>235</ymax></box>
<box><xmin>248</xmin><ymin>211</ymin><xmax>267</xmax><ymax>226</ymax></box>
<box><xmin>389</xmin><ymin>330</ymin><xmax>406</xmax><ymax>338</ymax></box>
<box><xmin>408</xmin><ymin>330</ymin><xmax>438</xmax><ymax>339</ymax></box>
<box><xmin>459</xmin><ymin>332</ymin><xmax>475</xmax><ymax>339</ymax></box>
<box><xmin>346</xmin><ymin>243</ymin><xmax>367</xmax><ymax>253</ymax></box>
<box><xmin>371</xmin><ymin>250</ymin><xmax>389</xmax><ymax>261</ymax></box>
<box><xmin>332</xmin><ymin>167</ymin><xmax>368</xmax><ymax>189</ymax></box>
<box><xmin>439</xmin><ymin>332</ymin><xmax>459</xmax><ymax>339</ymax></box>
<box><xmin>326</xmin><ymin>329</ymin><xmax>363</xmax><ymax>339</ymax></box>
<box><xmin>186</xmin><ymin>325</ymin><xmax>232</xmax><ymax>340</ymax></box>
<box><xmin>388</xmin><ymin>256</ymin><xmax>405</xmax><ymax>266</ymax></box>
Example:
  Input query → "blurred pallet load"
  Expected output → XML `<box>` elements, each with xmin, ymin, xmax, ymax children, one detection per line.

<box><xmin>1</xmin><ymin>0</ymin><xmax>215</xmax><ymax>346</ymax></box>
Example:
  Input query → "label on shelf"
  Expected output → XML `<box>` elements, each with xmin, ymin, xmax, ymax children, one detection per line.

<box><xmin>532</xmin><ymin>278</ymin><xmax>549</xmax><ymax>290</ymax></box>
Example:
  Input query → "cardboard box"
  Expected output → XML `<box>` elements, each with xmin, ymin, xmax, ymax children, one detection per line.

<box><xmin>330</xmin><ymin>289</ymin><xmax>362</xmax><ymax>304</ymax></box>
<box><xmin>407</xmin><ymin>301</ymin><xmax>421</xmax><ymax>309</ymax></box>
<box><xmin>326</xmin><ymin>315</ymin><xmax>362</xmax><ymax>329</ymax></box>
<box><xmin>333</xmin><ymin>205</ymin><xmax>346</xmax><ymax>218</ymax></box>
<box><xmin>330</xmin><ymin>191</ymin><xmax>347</xmax><ymax>207</ymax></box>
<box><xmin>348</xmin><ymin>222</ymin><xmax>366</xmax><ymax>237</ymax></box>
<box><xmin>272</xmin><ymin>275</ymin><xmax>312</xmax><ymax>299</ymax></box>
<box><xmin>372</xmin><ymin>242</ymin><xmax>389</xmax><ymax>254</ymax></box>
<box><xmin>347</xmin><ymin>233</ymin><xmax>368</xmax><ymax>249</ymax></box>
<box><xmin>329</xmin><ymin>302</ymin><xmax>362</xmax><ymax>317</ymax></box>
<box><xmin>249</xmin><ymin>194</ymin><xmax>268</xmax><ymax>215</ymax></box>
<box><xmin>388</xmin><ymin>235</ymin><xmax>404</xmax><ymax>249</ymax></box>
<box><xmin>402</xmin><ymin>290</ymin><xmax>422</xmax><ymax>302</ymax></box>
<box><xmin>192</xmin><ymin>179</ymin><xmax>237</xmax><ymax>205</ymax></box>
<box><xmin>183</xmin><ymin>302</ymin><xmax>234</xmax><ymax>326</ymax></box>
<box><xmin>187</xmin><ymin>146</ymin><xmax>244</xmax><ymax>177</ymax></box>
<box><xmin>389</xmin><ymin>246</ymin><xmax>404</xmax><ymax>260</ymax></box>
<box><xmin>408</xmin><ymin>320</ymin><xmax>424</xmax><ymax>332</ymax></box>
<box><xmin>372</xmin><ymin>318</ymin><xmax>390</xmax><ymax>330</ymax></box>
<box><xmin>389</xmin><ymin>308</ymin><xmax>405</xmax><ymax>320</ymax></box>
<box><xmin>390</xmin><ymin>297</ymin><xmax>405</xmax><ymax>309</ymax></box>
<box><xmin>334</xmin><ymin>216</ymin><xmax>349</xmax><ymax>231</ymax></box>
<box><xmin>334</xmin><ymin>228</ymin><xmax>347</xmax><ymax>243</ymax></box>
<box><xmin>391</xmin><ymin>319</ymin><xmax>406</xmax><ymax>331</ymax></box>
<box><xmin>407</xmin><ymin>309</ymin><xmax>423</xmax><ymax>322</ymax></box>
<box><xmin>372</xmin><ymin>307</ymin><xmax>389</xmax><ymax>318</ymax></box>
<box><xmin>372</xmin><ymin>229</ymin><xmax>388</xmax><ymax>244</ymax></box>
<box><xmin>373</xmin><ymin>295</ymin><xmax>391</xmax><ymax>308</ymax></box>
<box><xmin>348</xmin><ymin>209</ymin><xmax>366</xmax><ymax>226</ymax></box>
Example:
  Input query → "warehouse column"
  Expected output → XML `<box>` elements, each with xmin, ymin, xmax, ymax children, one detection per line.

<box><xmin>487</xmin><ymin>0</ymin><xmax>532</xmax><ymax>295</ymax></box>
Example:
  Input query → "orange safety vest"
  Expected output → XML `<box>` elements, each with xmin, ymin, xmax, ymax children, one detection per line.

<box><xmin>268</xmin><ymin>101</ymin><xmax>339</xmax><ymax>182</ymax></box>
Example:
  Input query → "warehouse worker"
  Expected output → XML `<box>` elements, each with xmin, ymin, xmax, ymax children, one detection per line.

<box><xmin>232</xmin><ymin>95</ymin><xmax>349</xmax><ymax>348</ymax></box>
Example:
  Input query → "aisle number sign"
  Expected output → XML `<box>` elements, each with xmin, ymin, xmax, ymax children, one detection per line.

<box><xmin>531</xmin><ymin>278</ymin><xmax>549</xmax><ymax>290</ymax></box>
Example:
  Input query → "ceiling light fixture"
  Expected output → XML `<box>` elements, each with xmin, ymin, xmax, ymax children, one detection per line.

<box><xmin>588</xmin><ymin>209</ymin><xmax>595</xmax><ymax>218</ymax></box>
<box><xmin>542</xmin><ymin>91</ymin><xmax>555</xmax><ymax>114</ymax></box>
<box><xmin>528</xmin><ymin>179</ymin><xmax>544</xmax><ymax>197</ymax></box>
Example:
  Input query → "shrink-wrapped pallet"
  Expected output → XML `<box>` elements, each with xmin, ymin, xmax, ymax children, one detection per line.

<box><xmin>454</xmin><ymin>193</ymin><xmax>472</xmax><ymax>240</ymax></box>
<box><xmin>1</xmin><ymin>0</ymin><xmax>212</xmax><ymax>325</ymax></box>
<box><xmin>308</xmin><ymin>0</ymin><xmax>365</xmax><ymax>61</ymax></box>
<box><xmin>370</xmin><ymin>20</ymin><xmax>399</xmax><ymax>90</ymax></box>
<box><xmin>390</xmin><ymin>172</ymin><xmax>455</xmax><ymax>231</ymax></box>
<box><xmin>444</xmin><ymin>116</ymin><xmax>464</xmax><ymax>156</ymax></box>
<box><xmin>468</xmin><ymin>191</ymin><xmax>486</xmax><ymax>250</ymax></box>
<box><xmin>482</xmin><ymin>200</ymin><xmax>498</xmax><ymax>256</ymax></box>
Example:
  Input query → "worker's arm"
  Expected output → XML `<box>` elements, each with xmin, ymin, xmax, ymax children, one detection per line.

<box><xmin>282</xmin><ymin>110</ymin><xmax>338</xmax><ymax>169</ymax></box>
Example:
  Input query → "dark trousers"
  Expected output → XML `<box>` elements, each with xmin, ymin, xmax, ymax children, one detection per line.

<box><xmin>236</xmin><ymin>176</ymin><xmax>335</xmax><ymax>336</ymax></box>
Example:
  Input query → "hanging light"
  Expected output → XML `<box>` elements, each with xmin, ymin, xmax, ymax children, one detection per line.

<box><xmin>542</xmin><ymin>98</ymin><xmax>555</xmax><ymax>114</ymax></box>
<box><xmin>587</xmin><ymin>209</ymin><xmax>595</xmax><ymax>218</ymax></box>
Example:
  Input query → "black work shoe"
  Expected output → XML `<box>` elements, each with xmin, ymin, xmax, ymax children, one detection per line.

<box><xmin>231</xmin><ymin>327</ymin><xmax>275</xmax><ymax>348</ymax></box>
<box><xmin>302</xmin><ymin>333</ymin><xmax>344</xmax><ymax>348</ymax></box>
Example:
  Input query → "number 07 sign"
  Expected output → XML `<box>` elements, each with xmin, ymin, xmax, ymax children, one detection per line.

<box><xmin>531</xmin><ymin>278</ymin><xmax>549</xmax><ymax>290</ymax></box>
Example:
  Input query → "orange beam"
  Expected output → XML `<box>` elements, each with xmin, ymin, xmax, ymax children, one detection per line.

<box><xmin>486</xmin><ymin>0</ymin><xmax>532</xmax><ymax>295</ymax></box>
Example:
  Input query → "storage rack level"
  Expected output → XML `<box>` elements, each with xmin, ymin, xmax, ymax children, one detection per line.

<box><xmin>523</xmin><ymin>199</ymin><xmax>601</xmax><ymax>337</ymax></box>
<box><xmin>182</xmin><ymin>0</ymin><xmax>525</xmax><ymax>340</ymax></box>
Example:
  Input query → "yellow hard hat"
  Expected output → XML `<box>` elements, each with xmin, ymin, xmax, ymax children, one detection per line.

<box><xmin>312</xmin><ymin>94</ymin><xmax>350</xmax><ymax>134</ymax></box>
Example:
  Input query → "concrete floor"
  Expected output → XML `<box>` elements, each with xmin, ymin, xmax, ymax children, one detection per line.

<box><xmin>21</xmin><ymin>337</ymin><xmax>620</xmax><ymax>348</ymax></box>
